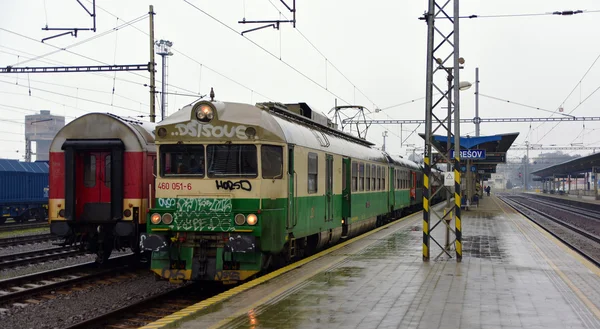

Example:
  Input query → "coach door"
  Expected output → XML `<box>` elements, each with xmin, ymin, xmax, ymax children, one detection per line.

<box><xmin>410</xmin><ymin>171</ymin><xmax>417</xmax><ymax>200</ymax></box>
<box><xmin>287</xmin><ymin>145</ymin><xmax>296</xmax><ymax>229</ymax></box>
<box><xmin>76</xmin><ymin>151</ymin><xmax>112</xmax><ymax>221</ymax></box>
<box><xmin>325</xmin><ymin>154</ymin><xmax>334</xmax><ymax>222</ymax></box>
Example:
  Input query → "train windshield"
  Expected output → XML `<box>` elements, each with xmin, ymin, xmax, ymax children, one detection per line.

<box><xmin>207</xmin><ymin>144</ymin><xmax>257</xmax><ymax>178</ymax></box>
<box><xmin>160</xmin><ymin>144</ymin><xmax>205</xmax><ymax>177</ymax></box>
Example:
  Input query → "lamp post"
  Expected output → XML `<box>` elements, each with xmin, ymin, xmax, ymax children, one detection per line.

<box><xmin>155</xmin><ymin>39</ymin><xmax>173</xmax><ymax>121</ymax></box>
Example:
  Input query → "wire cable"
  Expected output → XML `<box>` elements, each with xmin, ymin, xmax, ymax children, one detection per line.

<box><xmin>0</xmin><ymin>80</ymin><xmax>146</xmax><ymax>115</ymax></box>
<box><xmin>182</xmin><ymin>0</ymin><xmax>352</xmax><ymax>106</ymax></box>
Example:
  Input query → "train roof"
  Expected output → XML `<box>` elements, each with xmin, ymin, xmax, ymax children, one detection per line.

<box><xmin>50</xmin><ymin>113</ymin><xmax>156</xmax><ymax>153</ymax></box>
<box><xmin>0</xmin><ymin>159</ymin><xmax>49</xmax><ymax>173</ymax></box>
<box><xmin>158</xmin><ymin>101</ymin><xmax>389</xmax><ymax>163</ymax></box>
<box><xmin>384</xmin><ymin>153</ymin><xmax>421</xmax><ymax>170</ymax></box>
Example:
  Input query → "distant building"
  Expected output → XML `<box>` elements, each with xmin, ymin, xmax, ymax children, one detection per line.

<box><xmin>24</xmin><ymin>110</ymin><xmax>65</xmax><ymax>162</ymax></box>
<box><xmin>490</xmin><ymin>173</ymin><xmax>505</xmax><ymax>189</ymax></box>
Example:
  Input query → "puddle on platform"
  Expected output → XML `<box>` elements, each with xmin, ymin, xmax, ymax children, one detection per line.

<box><xmin>462</xmin><ymin>235</ymin><xmax>508</xmax><ymax>261</ymax></box>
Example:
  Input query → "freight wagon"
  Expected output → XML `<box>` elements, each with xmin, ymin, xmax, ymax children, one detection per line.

<box><xmin>0</xmin><ymin>159</ymin><xmax>49</xmax><ymax>224</ymax></box>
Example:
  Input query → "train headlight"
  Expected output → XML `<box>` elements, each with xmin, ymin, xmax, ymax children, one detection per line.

<box><xmin>123</xmin><ymin>209</ymin><xmax>132</xmax><ymax>218</ymax></box>
<box><xmin>234</xmin><ymin>213</ymin><xmax>246</xmax><ymax>226</ymax></box>
<box><xmin>150</xmin><ymin>213</ymin><xmax>161</xmax><ymax>225</ymax></box>
<box><xmin>247</xmin><ymin>214</ymin><xmax>258</xmax><ymax>226</ymax></box>
<box><xmin>162</xmin><ymin>213</ymin><xmax>174</xmax><ymax>225</ymax></box>
<box><xmin>58</xmin><ymin>209</ymin><xmax>65</xmax><ymax>218</ymax></box>
<box><xmin>195</xmin><ymin>104</ymin><xmax>214</xmax><ymax>122</ymax></box>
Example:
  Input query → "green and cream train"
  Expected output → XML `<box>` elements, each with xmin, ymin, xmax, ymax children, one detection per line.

<box><xmin>141</xmin><ymin>100</ymin><xmax>441</xmax><ymax>283</ymax></box>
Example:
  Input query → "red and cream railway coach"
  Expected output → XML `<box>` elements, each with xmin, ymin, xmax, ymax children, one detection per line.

<box><xmin>49</xmin><ymin>113</ymin><xmax>156</xmax><ymax>263</ymax></box>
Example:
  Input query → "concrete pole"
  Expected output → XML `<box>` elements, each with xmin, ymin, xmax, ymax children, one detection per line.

<box><xmin>149</xmin><ymin>5</ymin><xmax>156</xmax><ymax>123</ymax></box>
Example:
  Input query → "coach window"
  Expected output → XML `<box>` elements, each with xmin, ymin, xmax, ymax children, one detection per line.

<box><xmin>371</xmin><ymin>164</ymin><xmax>376</xmax><ymax>190</ymax></box>
<box><xmin>161</xmin><ymin>145</ymin><xmax>205</xmax><ymax>177</ymax></box>
<box><xmin>104</xmin><ymin>155</ymin><xmax>111</xmax><ymax>188</ymax></box>
<box><xmin>262</xmin><ymin>145</ymin><xmax>283</xmax><ymax>179</ymax></box>
<box><xmin>359</xmin><ymin>163</ymin><xmax>365</xmax><ymax>191</ymax></box>
<box><xmin>376</xmin><ymin>166</ymin><xmax>380</xmax><ymax>190</ymax></box>
<box><xmin>382</xmin><ymin>167</ymin><xmax>386</xmax><ymax>190</ymax></box>
<box><xmin>351</xmin><ymin>162</ymin><xmax>358</xmax><ymax>192</ymax></box>
<box><xmin>308</xmin><ymin>152</ymin><xmax>318</xmax><ymax>193</ymax></box>
<box><xmin>366</xmin><ymin>164</ymin><xmax>371</xmax><ymax>191</ymax></box>
<box><xmin>84</xmin><ymin>154</ymin><xmax>96</xmax><ymax>187</ymax></box>
<box><xmin>207</xmin><ymin>145</ymin><xmax>257</xmax><ymax>178</ymax></box>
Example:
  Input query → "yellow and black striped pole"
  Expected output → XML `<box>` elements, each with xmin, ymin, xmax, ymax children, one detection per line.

<box><xmin>423</xmin><ymin>156</ymin><xmax>430</xmax><ymax>261</ymax></box>
<box><xmin>454</xmin><ymin>156</ymin><xmax>462</xmax><ymax>261</ymax></box>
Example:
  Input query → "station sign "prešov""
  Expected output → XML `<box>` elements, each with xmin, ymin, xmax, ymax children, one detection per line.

<box><xmin>450</xmin><ymin>149</ymin><xmax>487</xmax><ymax>159</ymax></box>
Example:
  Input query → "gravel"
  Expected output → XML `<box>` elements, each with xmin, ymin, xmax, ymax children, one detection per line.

<box><xmin>0</xmin><ymin>240</ymin><xmax>61</xmax><ymax>257</ymax></box>
<box><xmin>0</xmin><ymin>227</ymin><xmax>50</xmax><ymax>239</ymax></box>
<box><xmin>0</xmin><ymin>271</ymin><xmax>179</xmax><ymax>329</ymax></box>
<box><xmin>0</xmin><ymin>248</ymin><xmax>132</xmax><ymax>281</ymax></box>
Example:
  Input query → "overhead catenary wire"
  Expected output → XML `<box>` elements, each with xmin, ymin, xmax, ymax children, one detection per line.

<box><xmin>536</xmin><ymin>83</ymin><xmax>600</xmax><ymax>143</ymax></box>
<box><xmin>0</xmin><ymin>28</ymin><xmax>202</xmax><ymax>98</ymax></box>
<box><xmin>7</xmin><ymin>14</ymin><xmax>148</xmax><ymax>67</ymax></box>
<box><xmin>261</xmin><ymin>0</ymin><xmax>408</xmax><ymax>142</ymax></box>
<box><xmin>0</xmin><ymin>80</ymin><xmax>146</xmax><ymax>116</ymax></box>
<box><xmin>88</xmin><ymin>1</ymin><xmax>276</xmax><ymax>103</ymax></box>
<box><xmin>181</xmin><ymin>0</ymin><xmax>352</xmax><ymax>106</ymax></box>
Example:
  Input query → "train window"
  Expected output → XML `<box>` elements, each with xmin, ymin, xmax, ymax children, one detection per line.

<box><xmin>351</xmin><ymin>162</ymin><xmax>358</xmax><ymax>192</ymax></box>
<box><xmin>371</xmin><ymin>164</ymin><xmax>376</xmax><ymax>191</ymax></box>
<box><xmin>161</xmin><ymin>144</ymin><xmax>205</xmax><ymax>177</ymax></box>
<box><xmin>366</xmin><ymin>164</ymin><xmax>371</xmax><ymax>191</ymax></box>
<box><xmin>376</xmin><ymin>166</ymin><xmax>380</xmax><ymax>190</ymax></box>
<box><xmin>382</xmin><ymin>167</ymin><xmax>386</xmax><ymax>190</ymax></box>
<box><xmin>262</xmin><ymin>145</ymin><xmax>283</xmax><ymax>179</ymax></box>
<box><xmin>105</xmin><ymin>155</ymin><xmax>111</xmax><ymax>188</ymax></box>
<box><xmin>84</xmin><ymin>154</ymin><xmax>96</xmax><ymax>187</ymax></box>
<box><xmin>308</xmin><ymin>152</ymin><xmax>318</xmax><ymax>194</ymax></box>
<box><xmin>208</xmin><ymin>144</ymin><xmax>257</xmax><ymax>178</ymax></box>
<box><xmin>359</xmin><ymin>163</ymin><xmax>364</xmax><ymax>191</ymax></box>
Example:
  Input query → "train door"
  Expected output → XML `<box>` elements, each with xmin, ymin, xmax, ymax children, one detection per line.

<box><xmin>342</xmin><ymin>158</ymin><xmax>351</xmax><ymax>236</ymax></box>
<box><xmin>325</xmin><ymin>154</ymin><xmax>334</xmax><ymax>222</ymax></box>
<box><xmin>76</xmin><ymin>151</ymin><xmax>111</xmax><ymax>221</ymax></box>
<box><xmin>390</xmin><ymin>168</ymin><xmax>396</xmax><ymax>210</ymax></box>
<box><xmin>410</xmin><ymin>171</ymin><xmax>417</xmax><ymax>200</ymax></box>
<box><xmin>286</xmin><ymin>144</ymin><xmax>296</xmax><ymax>229</ymax></box>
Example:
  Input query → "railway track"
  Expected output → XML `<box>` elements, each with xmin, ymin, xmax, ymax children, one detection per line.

<box><xmin>0</xmin><ymin>233</ymin><xmax>56</xmax><ymax>248</ymax></box>
<box><xmin>64</xmin><ymin>283</ymin><xmax>224</xmax><ymax>329</ymax></box>
<box><xmin>499</xmin><ymin>195</ymin><xmax>600</xmax><ymax>267</ymax></box>
<box><xmin>523</xmin><ymin>194</ymin><xmax>600</xmax><ymax>222</ymax></box>
<box><xmin>0</xmin><ymin>246</ymin><xmax>84</xmax><ymax>270</ymax></box>
<box><xmin>0</xmin><ymin>254</ymin><xmax>136</xmax><ymax>306</ymax></box>
<box><xmin>0</xmin><ymin>222</ymin><xmax>49</xmax><ymax>233</ymax></box>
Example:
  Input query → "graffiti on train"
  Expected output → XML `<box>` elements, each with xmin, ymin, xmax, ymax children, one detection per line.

<box><xmin>172</xmin><ymin>122</ymin><xmax>249</xmax><ymax>139</ymax></box>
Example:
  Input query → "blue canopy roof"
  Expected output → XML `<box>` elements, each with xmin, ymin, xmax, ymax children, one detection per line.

<box><xmin>432</xmin><ymin>135</ymin><xmax>502</xmax><ymax>149</ymax></box>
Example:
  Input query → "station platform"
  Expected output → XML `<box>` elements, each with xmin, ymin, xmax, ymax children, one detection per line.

<box><xmin>141</xmin><ymin>195</ymin><xmax>600</xmax><ymax>329</ymax></box>
<box><xmin>523</xmin><ymin>191</ymin><xmax>600</xmax><ymax>206</ymax></box>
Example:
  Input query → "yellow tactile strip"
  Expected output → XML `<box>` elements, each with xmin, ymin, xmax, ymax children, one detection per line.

<box><xmin>138</xmin><ymin>211</ymin><xmax>422</xmax><ymax>329</ymax></box>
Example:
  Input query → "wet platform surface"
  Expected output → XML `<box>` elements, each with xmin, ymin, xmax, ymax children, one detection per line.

<box><xmin>159</xmin><ymin>195</ymin><xmax>600</xmax><ymax>329</ymax></box>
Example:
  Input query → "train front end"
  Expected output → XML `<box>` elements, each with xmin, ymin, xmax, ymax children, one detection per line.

<box><xmin>144</xmin><ymin>100</ymin><xmax>287</xmax><ymax>283</ymax></box>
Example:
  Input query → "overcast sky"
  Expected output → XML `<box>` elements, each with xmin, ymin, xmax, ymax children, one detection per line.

<box><xmin>1</xmin><ymin>0</ymin><xmax>600</xmax><ymax>162</ymax></box>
